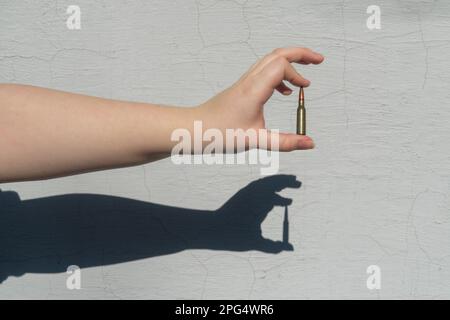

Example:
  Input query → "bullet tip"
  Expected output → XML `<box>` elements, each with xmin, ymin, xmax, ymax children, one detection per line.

<box><xmin>299</xmin><ymin>87</ymin><xmax>304</xmax><ymax>103</ymax></box>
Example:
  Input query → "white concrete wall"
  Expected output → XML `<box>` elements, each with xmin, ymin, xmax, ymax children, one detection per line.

<box><xmin>1</xmin><ymin>0</ymin><xmax>449</xmax><ymax>299</ymax></box>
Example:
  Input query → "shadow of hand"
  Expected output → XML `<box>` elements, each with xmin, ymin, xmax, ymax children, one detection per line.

<box><xmin>211</xmin><ymin>174</ymin><xmax>301</xmax><ymax>253</ymax></box>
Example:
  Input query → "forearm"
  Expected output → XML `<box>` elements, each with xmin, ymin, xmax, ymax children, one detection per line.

<box><xmin>0</xmin><ymin>84</ymin><xmax>198</xmax><ymax>182</ymax></box>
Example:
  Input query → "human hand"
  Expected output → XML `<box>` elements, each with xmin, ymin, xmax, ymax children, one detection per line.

<box><xmin>196</xmin><ymin>47</ymin><xmax>324</xmax><ymax>152</ymax></box>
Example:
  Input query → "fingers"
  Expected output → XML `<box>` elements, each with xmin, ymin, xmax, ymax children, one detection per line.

<box><xmin>238</xmin><ymin>47</ymin><xmax>323</xmax><ymax>103</ymax></box>
<box><xmin>259</xmin><ymin>129</ymin><xmax>314</xmax><ymax>152</ymax></box>
<box><xmin>278</xmin><ymin>133</ymin><xmax>314</xmax><ymax>151</ymax></box>
<box><xmin>249</xmin><ymin>47</ymin><xmax>324</xmax><ymax>76</ymax></box>
<box><xmin>272</xmin><ymin>47</ymin><xmax>324</xmax><ymax>64</ymax></box>
<box><xmin>275</xmin><ymin>82</ymin><xmax>292</xmax><ymax>95</ymax></box>
<box><xmin>256</xmin><ymin>55</ymin><xmax>311</xmax><ymax>90</ymax></box>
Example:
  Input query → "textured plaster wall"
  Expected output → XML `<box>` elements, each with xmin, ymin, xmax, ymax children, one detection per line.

<box><xmin>1</xmin><ymin>0</ymin><xmax>450</xmax><ymax>299</ymax></box>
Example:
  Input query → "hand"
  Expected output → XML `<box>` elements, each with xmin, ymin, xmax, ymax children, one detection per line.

<box><xmin>196</xmin><ymin>47</ymin><xmax>324</xmax><ymax>152</ymax></box>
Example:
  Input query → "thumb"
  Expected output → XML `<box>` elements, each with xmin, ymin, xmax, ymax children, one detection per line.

<box><xmin>278</xmin><ymin>133</ymin><xmax>315</xmax><ymax>151</ymax></box>
<box><xmin>260</xmin><ymin>129</ymin><xmax>315</xmax><ymax>151</ymax></box>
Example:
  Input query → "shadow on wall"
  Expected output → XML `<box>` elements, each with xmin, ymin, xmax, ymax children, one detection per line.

<box><xmin>0</xmin><ymin>174</ymin><xmax>300</xmax><ymax>284</ymax></box>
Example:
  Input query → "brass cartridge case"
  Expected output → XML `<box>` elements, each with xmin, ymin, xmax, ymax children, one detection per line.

<box><xmin>296</xmin><ymin>87</ymin><xmax>305</xmax><ymax>135</ymax></box>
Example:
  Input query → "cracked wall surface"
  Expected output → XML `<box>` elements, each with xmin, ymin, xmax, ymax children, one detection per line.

<box><xmin>1</xmin><ymin>0</ymin><xmax>450</xmax><ymax>299</ymax></box>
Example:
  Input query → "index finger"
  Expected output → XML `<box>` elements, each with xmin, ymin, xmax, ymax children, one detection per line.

<box><xmin>247</xmin><ymin>47</ymin><xmax>324</xmax><ymax>77</ymax></box>
<box><xmin>272</xmin><ymin>47</ymin><xmax>324</xmax><ymax>64</ymax></box>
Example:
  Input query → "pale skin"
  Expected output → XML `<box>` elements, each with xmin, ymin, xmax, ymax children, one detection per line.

<box><xmin>0</xmin><ymin>47</ymin><xmax>324</xmax><ymax>183</ymax></box>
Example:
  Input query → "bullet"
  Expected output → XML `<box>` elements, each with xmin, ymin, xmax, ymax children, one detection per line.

<box><xmin>297</xmin><ymin>87</ymin><xmax>306</xmax><ymax>135</ymax></box>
